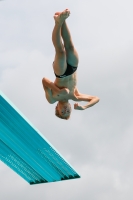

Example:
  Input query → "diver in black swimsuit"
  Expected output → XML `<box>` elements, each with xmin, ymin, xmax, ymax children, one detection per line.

<box><xmin>42</xmin><ymin>9</ymin><xmax>100</xmax><ymax>120</ymax></box>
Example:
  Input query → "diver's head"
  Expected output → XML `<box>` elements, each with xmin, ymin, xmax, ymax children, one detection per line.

<box><xmin>55</xmin><ymin>101</ymin><xmax>72</xmax><ymax>120</ymax></box>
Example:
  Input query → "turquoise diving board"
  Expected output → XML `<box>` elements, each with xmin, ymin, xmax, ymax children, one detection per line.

<box><xmin>0</xmin><ymin>91</ymin><xmax>80</xmax><ymax>185</ymax></box>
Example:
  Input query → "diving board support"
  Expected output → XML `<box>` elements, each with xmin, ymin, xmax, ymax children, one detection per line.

<box><xmin>0</xmin><ymin>91</ymin><xmax>80</xmax><ymax>184</ymax></box>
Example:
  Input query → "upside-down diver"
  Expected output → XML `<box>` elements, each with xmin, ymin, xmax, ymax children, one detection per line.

<box><xmin>42</xmin><ymin>9</ymin><xmax>100</xmax><ymax>120</ymax></box>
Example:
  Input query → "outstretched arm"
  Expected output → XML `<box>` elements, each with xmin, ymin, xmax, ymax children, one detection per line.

<box><xmin>73</xmin><ymin>90</ymin><xmax>100</xmax><ymax>110</ymax></box>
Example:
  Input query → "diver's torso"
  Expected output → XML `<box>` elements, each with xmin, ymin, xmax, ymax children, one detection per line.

<box><xmin>53</xmin><ymin>72</ymin><xmax>77</xmax><ymax>101</ymax></box>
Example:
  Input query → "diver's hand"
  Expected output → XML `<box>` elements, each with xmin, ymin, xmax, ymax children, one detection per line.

<box><xmin>74</xmin><ymin>103</ymin><xmax>85</xmax><ymax>110</ymax></box>
<box><xmin>60</xmin><ymin>88</ymin><xmax>70</xmax><ymax>95</ymax></box>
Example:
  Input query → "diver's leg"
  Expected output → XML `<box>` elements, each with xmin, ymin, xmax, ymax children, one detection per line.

<box><xmin>54</xmin><ymin>11</ymin><xmax>73</xmax><ymax>49</ymax></box>
<box><xmin>52</xmin><ymin>21</ymin><xmax>64</xmax><ymax>52</ymax></box>
<box><xmin>61</xmin><ymin>21</ymin><xmax>79</xmax><ymax>66</ymax></box>
<box><xmin>52</xmin><ymin>9</ymin><xmax>70</xmax><ymax>51</ymax></box>
<box><xmin>52</xmin><ymin>9</ymin><xmax>70</xmax><ymax>75</ymax></box>
<box><xmin>61</xmin><ymin>21</ymin><xmax>74</xmax><ymax>49</ymax></box>
<box><xmin>54</xmin><ymin>11</ymin><xmax>79</xmax><ymax>67</ymax></box>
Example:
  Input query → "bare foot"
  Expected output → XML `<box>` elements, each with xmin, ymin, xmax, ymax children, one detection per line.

<box><xmin>54</xmin><ymin>9</ymin><xmax>70</xmax><ymax>25</ymax></box>
<box><xmin>54</xmin><ymin>12</ymin><xmax>62</xmax><ymax>16</ymax></box>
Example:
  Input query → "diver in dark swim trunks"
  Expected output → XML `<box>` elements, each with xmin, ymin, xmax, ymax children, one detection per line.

<box><xmin>42</xmin><ymin>9</ymin><xmax>100</xmax><ymax>120</ymax></box>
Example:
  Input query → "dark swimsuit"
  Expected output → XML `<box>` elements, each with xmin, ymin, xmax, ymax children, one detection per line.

<box><xmin>54</xmin><ymin>62</ymin><xmax>77</xmax><ymax>78</ymax></box>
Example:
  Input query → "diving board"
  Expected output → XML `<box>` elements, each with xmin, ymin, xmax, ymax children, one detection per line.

<box><xmin>0</xmin><ymin>91</ymin><xmax>80</xmax><ymax>185</ymax></box>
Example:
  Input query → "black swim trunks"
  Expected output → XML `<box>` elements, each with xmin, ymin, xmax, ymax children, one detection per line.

<box><xmin>54</xmin><ymin>62</ymin><xmax>77</xmax><ymax>78</ymax></box>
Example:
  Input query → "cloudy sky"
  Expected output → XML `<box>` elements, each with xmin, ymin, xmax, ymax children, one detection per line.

<box><xmin>0</xmin><ymin>0</ymin><xmax>133</xmax><ymax>199</ymax></box>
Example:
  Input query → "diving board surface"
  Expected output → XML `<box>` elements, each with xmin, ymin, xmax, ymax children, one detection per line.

<box><xmin>0</xmin><ymin>92</ymin><xmax>80</xmax><ymax>184</ymax></box>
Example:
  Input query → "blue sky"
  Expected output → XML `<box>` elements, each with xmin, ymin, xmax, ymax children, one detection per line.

<box><xmin>0</xmin><ymin>0</ymin><xmax>133</xmax><ymax>199</ymax></box>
